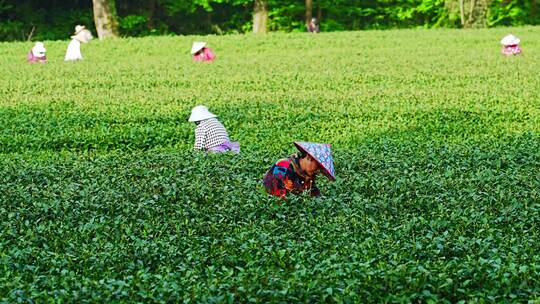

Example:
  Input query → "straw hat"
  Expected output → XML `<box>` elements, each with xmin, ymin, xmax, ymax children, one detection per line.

<box><xmin>31</xmin><ymin>42</ymin><xmax>46</xmax><ymax>57</ymax></box>
<box><xmin>501</xmin><ymin>34</ymin><xmax>520</xmax><ymax>46</ymax></box>
<box><xmin>191</xmin><ymin>42</ymin><xmax>207</xmax><ymax>54</ymax></box>
<box><xmin>294</xmin><ymin>141</ymin><xmax>336</xmax><ymax>181</ymax></box>
<box><xmin>188</xmin><ymin>105</ymin><xmax>217</xmax><ymax>122</ymax></box>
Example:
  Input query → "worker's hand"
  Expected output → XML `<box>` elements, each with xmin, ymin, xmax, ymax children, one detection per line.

<box><xmin>284</xmin><ymin>179</ymin><xmax>294</xmax><ymax>190</ymax></box>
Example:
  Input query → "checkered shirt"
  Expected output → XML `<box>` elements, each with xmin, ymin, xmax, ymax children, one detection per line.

<box><xmin>194</xmin><ymin>117</ymin><xmax>230</xmax><ymax>150</ymax></box>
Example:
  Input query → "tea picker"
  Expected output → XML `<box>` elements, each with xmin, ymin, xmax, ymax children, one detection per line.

<box><xmin>307</xmin><ymin>17</ymin><xmax>320</xmax><ymax>33</ymax></box>
<box><xmin>263</xmin><ymin>142</ymin><xmax>335</xmax><ymax>198</ymax></box>
<box><xmin>191</xmin><ymin>42</ymin><xmax>216</xmax><ymax>62</ymax></box>
<box><xmin>501</xmin><ymin>34</ymin><xmax>522</xmax><ymax>56</ymax></box>
<box><xmin>27</xmin><ymin>42</ymin><xmax>47</xmax><ymax>63</ymax></box>
<box><xmin>65</xmin><ymin>25</ymin><xmax>93</xmax><ymax>61</ymax></box>
<box><xmin>189</xmin><ymin>105</ymin><xmax>240</xmax><ymax>153</ymax></box>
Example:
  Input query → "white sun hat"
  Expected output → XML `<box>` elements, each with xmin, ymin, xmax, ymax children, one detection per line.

<box><xmin>501</xmin><ymin>34</ymin><xmax>520</xmax><ymax>46</ymax></box>
<box><xmin>73</xmin><ymin>25</ymin><xmax>86</xmax><ymax>35</ymax></box>
<box><xmin>189</xmin><ymin>105</ymin><xmax>217</xmax><ymax>122</ymax></box>
<box><xmin>32</xmin><ymin>42</ymin><xmax>46</xmax><ymax>57</ymax></box>
<box><xmin>191</xmin><ymin>42</ymin><xmax>207</xmax><ymax>54</ymax></box>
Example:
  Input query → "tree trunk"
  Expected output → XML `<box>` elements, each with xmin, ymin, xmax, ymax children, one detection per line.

<box><xmin>92</xmin><ymin>0</ymin><xmax>119</xmax><ymax>39</ymax></box>
<box><xmin>146</xmin><ymin>0</ymin><xmax>156</xmax><ymax>29</ymax></box>
<box><xmin>459</xmin><ymin>0</ymin><xmax>465</xmax><ymax>26</ymax></box>
<box><xmin>464</xmin><ymin>0</ymin><xmax>488</xmax><ymax>28</ymax></box>
<box><xmin>305</xmin><ymin>0</ymin><xmax>313</xmax><ymax>27</ymax></box>
<box><xmin>317</xmin><ymin>0</ymin><xmax>321</xmax><ymax>21</ymax></box>
<box><xmin>531</xmin><ymin>0</ymin><xmax>537</xmax><ymax>21</ymax></box>
<box><xmin>253</xmin><ymin>0</ymin><xmax>268</xmax><ymax>33</ymax></box>
<box><xmin>467</xmin><ymin>0</ymin><xmax>477</xmax><ymax>26</ymax></box>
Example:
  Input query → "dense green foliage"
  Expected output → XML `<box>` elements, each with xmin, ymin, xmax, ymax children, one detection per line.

<box><xmin>1</xmin><ymin>28</ymin><xmax>540</xmax><ymax>301</ymax></box>
<box><xmin>1</xmin><ymin>0</ymin><xmax>540</xmax><ymax>41</ymax></box>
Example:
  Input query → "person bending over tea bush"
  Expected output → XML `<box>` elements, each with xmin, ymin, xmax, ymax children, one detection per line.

<box><xmin>307</xmin><ymin>18</ymin><xmax>320</xmax><ymax>33</ymax></box>
<box><xmin>501</xmin><ymin>34</ymin><xmax>522</xmax><ymax>56</ymax></box>
<box><xmin>27</xmin><ymin>42</ymin><xmax>47</xmax><ymax>63</ymax></box>
<box><xmin>189</xmin><ymin>105</ymin><xmax>240</xmax><ymax>153</ymax></box>
<box><xmin>191</xmin><ymin>42</ymin><xmax>216</xmax><ymax>62</ymax></box>
<box><xmin>263</xmin><ymin>142</ymin><xmax>335</xmax><ymax>198</ymax></box>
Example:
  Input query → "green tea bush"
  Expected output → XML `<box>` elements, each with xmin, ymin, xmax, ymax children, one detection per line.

<box><xmin>0</xmin><ymin>28</ymin><xmax>539</xmax><ymax>302</ymax></box>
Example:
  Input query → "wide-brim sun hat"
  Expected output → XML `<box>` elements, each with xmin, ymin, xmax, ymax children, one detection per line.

<box><xmin>294</xmin><ymin>141</ymin><xmax>336</xmax><ymax>181</ymax></box>
<box><xmin>501</xmin><ymin>34</ymin><xmax>520</xmax><ymax>46</ymax></box>
<box><xmin>32</xmin><ymin>42</ymin><xmax>46</xmax><ymax>56</ymax></box>
<box><xmin>188</xmin><ymin>105</ymin><xmax>217</xmax><ymax>122</ymax></box>
<box><xmin>191</xmin><ymin>42</ymin><xmax>207</xmax><ymax>54</ymax></box>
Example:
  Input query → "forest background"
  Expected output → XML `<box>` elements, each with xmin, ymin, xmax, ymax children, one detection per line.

<box><xmin>0</xmin><ymin>0</ymin><xmax>538</xmax><ymax>41</ymax></box>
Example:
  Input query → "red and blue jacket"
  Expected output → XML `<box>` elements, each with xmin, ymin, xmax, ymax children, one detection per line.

<box><xmin>262</xmin><ymin>154</ymin><xmax>320</xmax><ymax>198</ymax></box>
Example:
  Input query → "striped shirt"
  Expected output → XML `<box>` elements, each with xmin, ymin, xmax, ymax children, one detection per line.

<box><xmin>194</xmin><ymin>117</ymin><xmax>230</xmax><ymax>150</ymax></box>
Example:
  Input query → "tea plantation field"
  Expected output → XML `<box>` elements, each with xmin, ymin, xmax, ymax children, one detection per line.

<box><xmin>1</xmin><ymin>27</ymin><xmax>539</xmax><ymax>302</ymax></box>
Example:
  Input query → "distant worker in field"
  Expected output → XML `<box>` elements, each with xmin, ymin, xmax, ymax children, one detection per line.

<box><xmin>27</xmin><ymin>42</ymin><xmax>47</xmax><ymax>63</ymax></box>
<box><xmin>307</xmin><ymin>17</ymin><xmax>320</xmax><ymax>33</ymax></box>
<box><xmin>191</xmin><ymin>42</ymin><xmax>216</xmax><ymax>62</ymax></box>
<box><xmin>501</xmin><ymin>34</ymin><xmax>522</xmax><ymax>56</ymax></box>
<box><xmin>189</xmin><ymin>105</ymin><xmax>240</xmax><ymax>153</ymax></box>
<box><xmin>263</xmin><ymin>142</ymin><xmax>335</xmax><ymax>198</ymax></box>
<box><xmin>65</xmin><ymin>25</ymin><xmax>93</xmax><ymax>61</ymax></box>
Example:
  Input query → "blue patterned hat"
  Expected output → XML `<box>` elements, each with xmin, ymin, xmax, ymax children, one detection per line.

<box><xmin>294</xmin><ymin>142</ymin><xmax>336</xmax><ymax>181</ymax></box>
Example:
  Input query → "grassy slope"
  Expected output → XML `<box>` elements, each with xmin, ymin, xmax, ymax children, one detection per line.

<box><xmin>0</xmin><ymin>28</ymin><xmax>539</xmax><ymax>302</ymax></box>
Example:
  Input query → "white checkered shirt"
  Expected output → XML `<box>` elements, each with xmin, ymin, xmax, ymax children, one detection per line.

<box><xmin>194</xmin><ymin>118</ymin><xmax>230</xmax><ymax>150</ymax></box>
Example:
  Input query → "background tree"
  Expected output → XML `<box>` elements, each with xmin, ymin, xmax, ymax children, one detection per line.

<box><xmin>457</xmin><ymin>0</ymin><xmax>489</xmax><ymax>27</ymax></box>
<box><xmin>253</xmin><ymin>0</ymin><xmax>268</xmax><ymax>33</ymax></box>
<box><xmin>305</xmin><ymin>0</ymin><xmax>313</xmax><ymax>27</ymax></box>
<box><xmin>92</xmin><ymin>0</ymin><xmax>119</xmax><ymax>39</ymax></box>
<box><xmin>0</xmin><ymin>0</ymin><xmax>537</xmax><ymax>41</ymax></box>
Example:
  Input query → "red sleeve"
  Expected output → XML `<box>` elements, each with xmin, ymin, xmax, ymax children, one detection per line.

<box><xmin>275</xmin><ymin>160</ymin><xmax>290</xmax><ymax>168</ymax></box>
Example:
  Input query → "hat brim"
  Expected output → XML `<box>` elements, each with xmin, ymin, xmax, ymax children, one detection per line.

<box><xmin>71</xmin><ymin>31</ymin><xmax>92</xmax><ymax>42</ymax></box>
<box><xmin>191</xmin><ymin>43</ymin><xmax>207</xmax><ymax>54</ymax></box>
<box><xmin>73</xmin><ymin>26</ymin><xmax>86</xmax><ymax>35</ymax></box>
<box><xmin>188</xmin><ymin>113</ymin><xmax>217</xmax><ymax>122</ymax></box>
<box><xmin>502</xmin><ymin>39</ymin><xmax>520</xmax><ymax>45</ymax></box>
<box><xmin>501</xmin><ymin>36</ymin><xmax>520</xmax><ymax>46</ymax></box>
<box><xmin>294</xmin><ymin>142</ymin><xmax>336</xmax><ymax>181</ymax></box>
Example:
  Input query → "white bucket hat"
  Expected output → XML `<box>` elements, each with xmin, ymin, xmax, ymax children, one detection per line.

<box><xmin>191</xmin><ymin>42</ymin><xmax>207</xmax><ymax>54</ymax></box>
<box><xmin>189</xmin><ymin>105</ymin><xmax>217</xmax><ymax>122</ymax></box>
<box><xmin>32</xmin><ymin>42</ymin><xmax>46</xmax><ymax>57</ymax></box>
<box><xmin>501</xmin><ymin>34</ymin><xmax>520</xmax><ymax>46</ymax></box>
